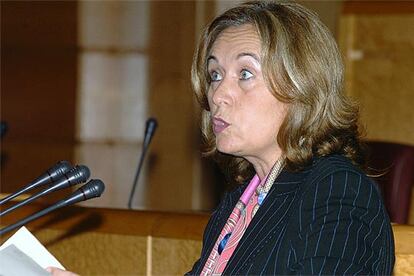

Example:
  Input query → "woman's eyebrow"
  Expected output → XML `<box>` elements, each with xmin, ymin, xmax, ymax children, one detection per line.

<box><xmin>207</xmin><ymin>55</ymin><xmax>218</xmax><ymax>65</ymax></box>
<box><xmin>237</xmin><ymin>52</ymin><xmax>260</xmax><ymax>62</ymax></box>
<box><xmin>207</xmin><ymin>52</ymin><xmax>260</xmax><ymax>66</ymax></box>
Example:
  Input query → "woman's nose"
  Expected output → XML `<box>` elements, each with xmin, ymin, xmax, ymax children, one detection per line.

<box><xmin>211</xmin><ymin>78</ymin><xmax>232</xmax><ymax>106</ymax></box>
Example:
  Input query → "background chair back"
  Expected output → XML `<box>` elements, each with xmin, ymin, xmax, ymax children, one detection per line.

<box><xmin>366</xmin><ymin>141</ymin><xmax>414</xmax><ymax>224</ymax></box>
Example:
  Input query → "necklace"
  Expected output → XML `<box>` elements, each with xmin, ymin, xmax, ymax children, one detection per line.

<box><xmin>253</xmin><ymin>158</ymin><xmax>285</xmax><ymax>216</ymax></box>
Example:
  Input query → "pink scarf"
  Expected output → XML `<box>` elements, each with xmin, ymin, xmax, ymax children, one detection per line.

<box><xmin>201</xmin><ymin>174</ymin><xmax>264</xmax><ymax>275</ymax></box>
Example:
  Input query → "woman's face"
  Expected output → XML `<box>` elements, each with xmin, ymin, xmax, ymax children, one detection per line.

<box><xmin>207</xmin><ymin>24</ymin><xmax>287</xmax><ymax>166</ymax></box>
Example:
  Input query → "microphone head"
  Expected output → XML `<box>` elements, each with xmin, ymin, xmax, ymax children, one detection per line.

<box><xmin>146</xmin><ymin>117</ymin><xmax>158</xmax><ymax>133</ymax></box>
<box><xmin>79</xmin><ymin>179</ymin><xmax>105</xmax><ymax>200</ymax></box>
<box><xmin>144</xmin><ymin>117</ymin><xmax>158</xmax><ymax>148</ymax></box>
<box><xmin>66</xmin><ymin>165</ymin><xmax>90</xmax><ymax>185</ymax></box>
<box><xmin>48</xmin><ymin>161</ymin><xmax>72</xmax><ymax>181</ymax></box>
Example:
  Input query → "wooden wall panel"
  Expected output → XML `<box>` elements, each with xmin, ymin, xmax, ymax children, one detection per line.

<box><xmin>146</xmin><ymin>1</ymin><xmax>224</xmax><ymax>211</ymax></box>
<box><xmin>147</xmin><ymin>1</ymin><xmax>198</xmax><ymax>210</ymax></box>
<box><xmin>1</xmin><ymin>1</ymin><xmax>77</xmax><ymax>142</ymax></box>
<box><xmin>339</xmin><ymin>7</ymin><xmax>414</xmax><ymax>146</ymax></box>
<box><xmin>339</xmin><ymin>4</ymin><xmax>414</xmax><ymax>224</ymax></box>
<box><xmin>1</xmin><ymin>2</ymin><xmax>77</xmax><ymax>193</ymax></box>
<box><xmin>343</xmin><ymin>1</ymin><xmax>414</xmax><ymax>15</ymax></box>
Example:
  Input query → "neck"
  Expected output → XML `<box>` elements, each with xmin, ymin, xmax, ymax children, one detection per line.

<box><xmin>248</xmin><ymin>151</ymin><xmax>283</xmax><ymax>180</ymax></box>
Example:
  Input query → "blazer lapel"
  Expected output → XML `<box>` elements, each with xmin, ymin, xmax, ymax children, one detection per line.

<box><xmin>223</xmin><ymin>169</ymin><xmax>310</xmax><ymax>274</ymax></box>
<box><xmin>195</xmin><ymin>183</ymin><xmax>247</xmax><ymax>273</ymax></box>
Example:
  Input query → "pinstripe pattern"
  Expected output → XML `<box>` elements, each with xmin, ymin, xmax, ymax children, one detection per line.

<box><xmin>187</xmin><ymin>155</ymin><xmax>395</xmax><ymax>275</ymax></box>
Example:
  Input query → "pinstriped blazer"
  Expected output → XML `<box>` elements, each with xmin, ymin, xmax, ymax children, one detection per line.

<box><xmin>187</xmin><ymin>155</ymin><xmax>395</xmax><ymax>275</ymax></box>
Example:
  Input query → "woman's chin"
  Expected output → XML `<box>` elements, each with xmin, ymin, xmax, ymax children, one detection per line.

<box><xmin>216</xmin><ymin>142</ymin><xmax>239</xmax><ymax>157</ymax></box>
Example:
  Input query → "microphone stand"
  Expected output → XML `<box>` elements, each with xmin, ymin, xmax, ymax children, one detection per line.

<box><xmin>0</xmin><ymin>161</ymin><xmax>72</xmax><ymax>205</ymax></box>
<box><xmin>128</xmin><ymin>118</ymin><xmax>157</xmax><ymax>209</ymax></box>
<box><xmin>128</xmin><ymin>144</ymin><xmax>148</xmax><ymax>209</ymax></box>
<box><xmin>0</xmin><ymin>198</ymin><xmax>67</xmax><ymax>236</ymax></box>
<box><xmin>0</xmin><ymin>165</ymin><xmax>90</xmax><ymax>217</ymax></box>
<box><xmin>0</xmin><ymin>179</ymin><xmax>105</xmax><ymax>236</ymax></box>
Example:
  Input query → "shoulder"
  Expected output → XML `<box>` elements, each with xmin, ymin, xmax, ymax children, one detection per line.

<box><xmin>305</xmin><ymin>153</ymin><xmax>382</xmax><ymax>198</ymax></box>
<box><xmin>287</xmin><ymin>155</ymin><xmax>394</xmax><ymax>274</ymax></box>
<box><xmin>297</xmin><ymin>154</ymin><xmax>390</xmax><ymax>231</ymax></box>
<box><xmin>303</xmin><ymin>154</ymin><xmax>377</xmax><ymax>198</ymax></box>
<box><xmin>309</xmin><ymin>154</ymin><xmax>366</xmax><ymax>181</ymax></box>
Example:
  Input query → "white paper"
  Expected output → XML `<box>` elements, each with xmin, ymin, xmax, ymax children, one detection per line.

<box><xmin>0</xmin><ymin>226</ymin><xmax>65</xmax><ymax>270</ymax></box>
<box><xmin>0</xmin><ymin>244</ymin><xmax>51</xmax><ymax>276</ymax></box>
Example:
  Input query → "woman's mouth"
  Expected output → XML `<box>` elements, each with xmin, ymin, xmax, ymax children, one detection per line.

<box><xmin>212</xmin><ymin>117</ymin><xmax>230</xmax><ymax>134</ymax></box>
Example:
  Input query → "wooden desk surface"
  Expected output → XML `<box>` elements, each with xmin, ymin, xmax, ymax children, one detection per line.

<box><xmin>1</xmin><ymin>204</ymin><xmax>413</xmax><ymax>275</ymax></box>
<box><xmin>0</xmin><ymin>204</ymin><xmax>210</xmax><ymax>275</ymax></box>
<box><xmin>0</xmin><ymin>203</ymin><xmax>210</xmax><ymax>240</ymax></box>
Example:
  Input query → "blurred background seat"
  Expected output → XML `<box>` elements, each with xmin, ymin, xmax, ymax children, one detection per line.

<box><xmin>366</xmin><ymin>141</ymin><xmax>414</xmax><ymax>224</ymax></box>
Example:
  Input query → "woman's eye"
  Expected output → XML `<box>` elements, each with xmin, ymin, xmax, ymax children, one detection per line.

<box><xmin>240</xmin><ymin>69</ymin><xmax>253</xmax><ymax>80</ymax></box>
<box><xmin>210</xmin><ymin>71</ymin><xmax>222</xmax><ymax>82</ymax></box>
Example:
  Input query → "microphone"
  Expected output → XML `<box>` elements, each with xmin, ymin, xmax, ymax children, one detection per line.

<box><xmin>0</xmin><ymin>179</ymin><xmax>105</xmax><ymax>236</ymax></box>
<box><xmin>0</xmin><ymin>165</ymin><xmax>90</xmax><ymax>217</ymax></box>
<box><xmin>143</xmin><ymin>118</ymin><xmax>158</xmax><ymax>148</ymax></box>
<box><xmin>0</xmin><ymin>161</ymin><xmax>73</xmax><ymax>205</ymax></box>
<box><xmin>128</xmin><ymin>117</ymin><xmax>158</xmax><ymax>209</ymax></box>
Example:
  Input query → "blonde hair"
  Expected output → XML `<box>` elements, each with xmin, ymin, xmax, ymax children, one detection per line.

<box><xmin>192</xmin><ymin>1</ymin><xmax>365</xmax><ymax>184</ymax></box>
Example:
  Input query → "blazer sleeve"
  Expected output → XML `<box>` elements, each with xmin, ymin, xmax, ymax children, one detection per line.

<box><xmin>289</xmin><ymin>169</ymin><xmax>395</xmax><ymax>275</ymax></box>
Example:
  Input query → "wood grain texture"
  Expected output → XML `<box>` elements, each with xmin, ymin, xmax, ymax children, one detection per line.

<box><xmin>37</xmin><ymin>229</ymin><xmax>147</xmax><ymax>275</ymax></box>
<box><xmin>0</xmin><ymin>142</ymin><xmax>74</xmax><ymax>199</ymax></box>
<box><xmin>339</xmin><ymin>13</ymin><xmax>414</xmax><ymax>146</ymax></box>
<box><xmin>0</xmin><ymin>204</ymin><xmax>209</xmax><ymax>240</ymax></box>
<box><xmin>1</xmin><ymin>1</ymin><xmax>78</xmax><ymax>142</ymax></box>
<box><xmin>152</xmin><ymin>237</ymin><xmax>202</xmax><ymax>275</ymax></box>
<box><xmin>393</xmin><ymin>225</ymin><xmax>414</xmax><ymax>275</ymax></box>
<box><xmin>1</xmin><ymin>2</ymin><xmax>77</xmax><ymax>197</ymax></box>
<box><xmin>147</xmin><ymin>1</ymin><xmax>198</xmax><ymax>211</ymax></box>
<box><xmin>0</xmin><ymin>206</ymin><xmax>412</xmax><ymax>275</ymax></box>
<box><xmin>343</xmin><ymin>1</ymin><xmax>414</xmax><ymax>14</ymax></box>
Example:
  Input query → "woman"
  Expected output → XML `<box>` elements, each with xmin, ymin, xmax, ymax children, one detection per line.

<box><xmin>187</xmin><ymin>1</ymin><xmax>394</xmax><ymax>275</ymax></box>
<box><xmin>47</xmin><ymin>1</ymin><xmax>394</xmax><ymax>275</ymax></box>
